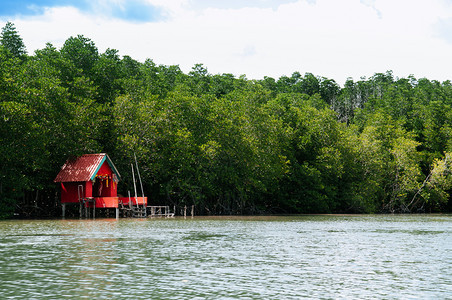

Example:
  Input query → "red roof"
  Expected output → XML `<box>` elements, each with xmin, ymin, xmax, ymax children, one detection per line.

<box><xmin>54</xmin><ymin>153</ymin><xmax>120</xmax><ymax>182</ymax></box>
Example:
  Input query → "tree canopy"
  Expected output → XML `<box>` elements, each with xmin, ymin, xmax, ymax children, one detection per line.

<box><xmin>0</xmin><ymin>21</ymin><xmax>26</xmax><ymax>58</ymax></box>
<box><xmin>1</xmin><ymin>22</ymin><xmax>451</xmax><ymax>218</ymax></box>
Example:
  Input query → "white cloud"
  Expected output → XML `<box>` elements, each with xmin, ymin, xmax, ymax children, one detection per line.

<box><xmin>3</xmin><ymin>0</ymin><xmax>452</xmax><ymax>84</ymax></box>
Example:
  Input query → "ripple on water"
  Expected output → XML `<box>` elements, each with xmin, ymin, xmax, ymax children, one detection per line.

<box><xmin>0</xmin><ymin>215</ymin><xmax>450</xmax><ymax>299</ymax></box>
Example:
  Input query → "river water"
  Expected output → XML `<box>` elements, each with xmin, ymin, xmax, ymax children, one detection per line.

<box><xmin>0</xmin><ymin>215</ymin><xmax>450</xmax><ymax>299</ymax></box>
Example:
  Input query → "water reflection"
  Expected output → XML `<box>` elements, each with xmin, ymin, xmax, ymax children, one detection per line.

<box><xmin>0</xmin><ymin>215</ymin><xmax>450</xmax><ymax>299</ymax></box>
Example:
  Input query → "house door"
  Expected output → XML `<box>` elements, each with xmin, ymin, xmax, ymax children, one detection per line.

<box><xmin>93</xmin><ymin>179</ymin><xmax>104</xmax><ymax>197</ymax></box>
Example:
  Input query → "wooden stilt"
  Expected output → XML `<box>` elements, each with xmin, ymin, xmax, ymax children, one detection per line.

<box><xmin>62</xmin><ymin>203</ymin><xmax>66</xmax><ymax>218</ymax></box>
<box><xmin>78</xmin><ymin>185</ymin><xmax>84</xmax><ymax>219</ymax></box>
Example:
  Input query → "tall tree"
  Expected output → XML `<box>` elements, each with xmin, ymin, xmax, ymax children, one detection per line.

<box><xmin>0</xmin><ymin>22</ymin><xmax>27</xmax><ymax>58</ymax></box>
<box><xmin>60</xmin><ymin>35</ymin><xmax>98</xmax><ymax>78</ymax></box>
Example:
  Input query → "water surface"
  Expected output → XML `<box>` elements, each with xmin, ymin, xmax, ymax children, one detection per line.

<box><xmin>0</xmin><ymin>215</ymin><xmax>450</xmax><ymax>299</ymax></box>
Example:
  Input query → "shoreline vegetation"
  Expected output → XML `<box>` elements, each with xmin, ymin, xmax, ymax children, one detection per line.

<box><xmin>1</xmin><ymin>22</ymin><xmax>451</xmax><ymax>219</ymax></box>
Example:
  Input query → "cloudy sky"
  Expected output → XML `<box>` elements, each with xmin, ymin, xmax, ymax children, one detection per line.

<box><xmin>1</xmin><ymin>0</ymin><xmax>452</xmax><ymax>84</ymax></box>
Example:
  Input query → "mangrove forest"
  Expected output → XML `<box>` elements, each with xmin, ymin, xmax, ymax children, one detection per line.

<box><xmin>1</xmin><ymin>22</ymin><xmax>451</xmax><ymax>218</ymax></box>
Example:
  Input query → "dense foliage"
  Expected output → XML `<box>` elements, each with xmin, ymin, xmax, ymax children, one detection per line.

<box><xmin>1</xmin><ymin>23</ymin><xmax>451</xmax><ymax>218</ymax></box>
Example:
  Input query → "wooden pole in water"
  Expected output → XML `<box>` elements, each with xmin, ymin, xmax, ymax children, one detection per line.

<box><xmin>128</xmin><ymin>190</ymin><xmax>132</xmax><ymax>217</ymax></box>
<box><xmin>131</xmin><ymin>164</ymin><xmax>138</xmax><ymax>209</ymax></box>
<box><xmin>78</xmin><ymin>185</ymin><xmax>83</xmax><ymax>219</ymax></box>
<box><xmin>134</xmin><ymin>153</ymin><xmax>146</xmax><ymax>217</ymax></box>
<box><xmin>62</xmin><ymin>203</ymin><xmax>66</xmax><ymax>218</ymax></box>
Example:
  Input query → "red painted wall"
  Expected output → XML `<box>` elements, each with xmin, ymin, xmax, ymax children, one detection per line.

<box><xmin>61</xmin><ymin>181</ymin><xmax>91</xmax><ymax>203</ymax></box>
<box><xmin>86</xmin><ymin>181</ymin><xmax>92</xmax><ymax>197</ymax></box>
<box><xmin>119</xmin><ymin>197</ymin><xmax>148</xmax><ymax>206</ymax></box>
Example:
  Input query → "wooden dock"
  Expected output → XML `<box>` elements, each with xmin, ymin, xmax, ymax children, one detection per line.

<box><xmin>62</xmin><ymin>197</ymin><xmax>177</xmax><ymax>219</ymax></box>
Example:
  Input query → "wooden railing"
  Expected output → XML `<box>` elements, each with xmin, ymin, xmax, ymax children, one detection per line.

<box><xmin>147</xmin><ymin>206</ymin><xmax>174</xmax><ymax>218</ymax></box>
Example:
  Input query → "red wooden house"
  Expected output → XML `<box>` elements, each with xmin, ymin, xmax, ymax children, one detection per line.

<box><xmin>54</xmin><ymin>153</ymin><xmax>147</xmax><ymax>217</ymax></box>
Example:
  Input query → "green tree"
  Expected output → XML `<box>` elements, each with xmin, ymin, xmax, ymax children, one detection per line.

<box><xmin>210</xmin><ymin>73</ymin><xmax>235</xmax><ymax>98</ymax></box>
<box><xmin>187</xmin><ymin>63</ymin><xmax>211</xmax><ymax>96</ymax></box>
<box><xmin>0</xmin><ymin>22</ymin><xmax>26</xmax><ymax>58</ymax></box>
<box><xmin>60</xmin><ymin>35</ymin><xmax>98</xmax><ymax>78</ymax></box>
<box><xmin>92</xmin><ymin>48</ymin><xmax>124</xmax><ymax>103</ymax></box>
<box><xmin>409</xmin><ymin>152</ymin><xmax>452</xmax><ymax>212</ymax></box>
<box><xmin>265</xmin><ymin>93</ymin><xmax>347</xmax><ymax>213</ymax></box>
<box><xmin>351</xmin><ymin>112</ymin><xmax>422</xmax><ymax>212</ymax></box>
